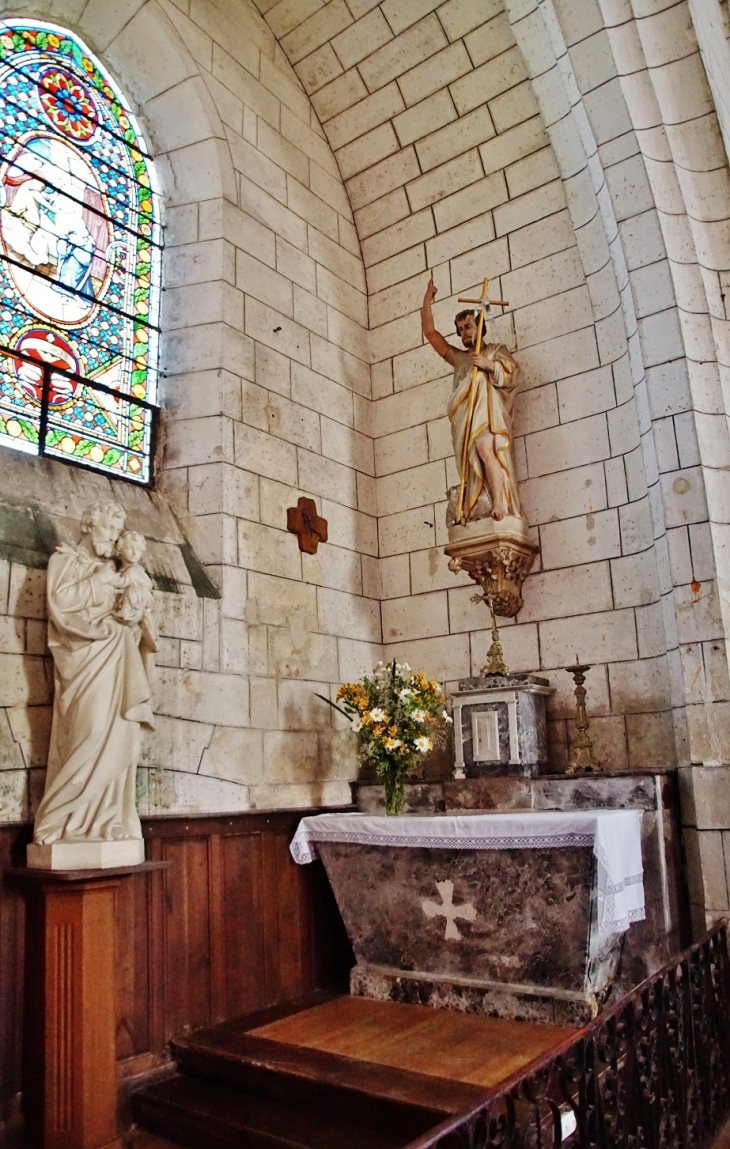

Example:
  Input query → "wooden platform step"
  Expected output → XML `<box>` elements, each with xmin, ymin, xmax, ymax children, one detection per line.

<box><xmin>134</xmin><ymin>1074</ymin><xmax>406</xmax><ymax>1149</ymax></box>
<box><xmin>132</xmin><ymin>993</ymin><xmax>572</xmax><ymax>1149</ymax></box>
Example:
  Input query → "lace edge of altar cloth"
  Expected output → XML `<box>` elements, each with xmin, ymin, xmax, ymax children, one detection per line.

<box><xmin>289</xmin><ymin>809</ymin><xmax>646</xmax><ymax>942</ymax></box>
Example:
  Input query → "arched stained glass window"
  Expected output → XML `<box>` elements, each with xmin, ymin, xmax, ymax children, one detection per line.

<box><xmin>0</xmin><ymin>20</ymin><xmax>161</xmax><ymax>483</ymax></box>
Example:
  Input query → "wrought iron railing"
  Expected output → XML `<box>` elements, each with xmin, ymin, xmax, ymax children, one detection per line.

<box><xmin>405</xmin><ymin>923</ymin><xmax>730</xmax><ymax>1149</ymax></box>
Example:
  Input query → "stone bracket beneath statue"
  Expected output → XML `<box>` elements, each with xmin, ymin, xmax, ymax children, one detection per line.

<box><xmin>444</xmin><ymin>516</ymin><xmax>538</xmax><ymax>617</ymax></box>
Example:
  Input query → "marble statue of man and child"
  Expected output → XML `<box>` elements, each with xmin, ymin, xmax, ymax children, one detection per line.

<box><xmin>28</xmin><ymin>500</ymin><xmax>157</xmax><ymax>868</ymax></box>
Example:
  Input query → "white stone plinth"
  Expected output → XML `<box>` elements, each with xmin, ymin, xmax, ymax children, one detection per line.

<box><xmin>447</xmin><ymin>514</ymin><xmax>532</xmax><ymax>547</ymax></box>
<box><xmin>27</xmin><ymin>839</ymin><xmax>145</xmax><ymax>870</ymax></box>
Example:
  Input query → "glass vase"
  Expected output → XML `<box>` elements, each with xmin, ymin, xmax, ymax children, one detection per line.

<box><xmin>383</xmin><ymin>770</ymin><xmax>405</xmax><ymax>816</ymax></box>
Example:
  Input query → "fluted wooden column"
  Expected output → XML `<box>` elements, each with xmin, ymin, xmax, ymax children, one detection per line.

<box><xmin>10</xmin><ymin>864</ymin><xmax>167</xmax><ymax>1149</ymax></box>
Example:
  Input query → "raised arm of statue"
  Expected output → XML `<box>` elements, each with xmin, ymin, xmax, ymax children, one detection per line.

<box><xmin>422</xmin><ymin>276</ymin><xmax>456</xmax><ymax>365</ymax></box>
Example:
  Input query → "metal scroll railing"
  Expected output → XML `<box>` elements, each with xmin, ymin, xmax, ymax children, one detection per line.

<box><xmin>405</xmin><ymin>922</ymin><xmax>730</xmax><ymax>1149</ymax></box>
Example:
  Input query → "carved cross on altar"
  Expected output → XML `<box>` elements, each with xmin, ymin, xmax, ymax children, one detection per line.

<box><xmin>287</xmin><ymin>497</ymin><xmax>328</xmax><ymax>555</ymax></box>
<box><xmin>421</xmin><ymin>880</ymin><xmax>477</xmax><ymax>941</ymax></box>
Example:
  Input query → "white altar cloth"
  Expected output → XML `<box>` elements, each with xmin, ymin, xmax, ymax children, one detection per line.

<box><xmin>290</xmin><ymin>809</ymin><xmax>645</xmax><ymax>942</ymax></box>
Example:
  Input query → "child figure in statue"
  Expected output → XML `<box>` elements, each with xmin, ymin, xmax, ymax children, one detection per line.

<box><xmin>114</xmin><ymin>529</ymin><xmax>157</xmax><ymax>678</ymax></box>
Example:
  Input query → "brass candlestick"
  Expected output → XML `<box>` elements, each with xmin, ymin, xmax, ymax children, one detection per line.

<box><xmin>565</xmin><ymin>658</ymin><xmax>599</xmax><ymax>773</ymax></box>
<box><xmin>472</xmin><ymin>592</ymin><xmax>509</xmax><ymax>677</ymax></box>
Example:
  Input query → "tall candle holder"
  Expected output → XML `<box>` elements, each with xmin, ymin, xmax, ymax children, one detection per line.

<box><xmin>565</xmin><ymin>658</ymin><xmax>599</xmax><ymax>773</ymax></box>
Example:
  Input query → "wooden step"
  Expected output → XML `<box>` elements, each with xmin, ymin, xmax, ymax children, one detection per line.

<box><xmin>133</xmin><ymin>1073</ymin><xmax>408</xmax><ymax>1149</ymax></box>
<box><xmin>171</xmin><ymin>1024</ymin><xmax>486</xmax><ymax>1140</ymax></box>
<box><xmin>132</xmin><ymin>994</ymin><xmax>569</xmax><ymax>1149</ymax></box>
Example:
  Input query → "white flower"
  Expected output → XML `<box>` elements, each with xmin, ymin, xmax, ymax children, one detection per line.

<box><xmin>369</xmin><ymin>708</ymin><xmax>388</xmax><ymax>723</ymax></box>
<box><xmin>398</xmin><ymin>688</ymin><xmax>413</xmax><ymax>700</ymax></box>
<box><xmin>412</xmin><ymin>709</ymin><xmax>427</xmax><ymax>723</ymax></box>
<box><xmin>442</xmin><ymin>709</ymin><xmax>453</xmax><ymax>724</ymax></box>
<box><xmin>352</xmin><ymin>717</ymin><xmax>363</xmax><ymax>732</ymax></box>
<box><xmin>415</xmin><ymin>736</ymin><xmax>432</xmax><ymax>753</ymax></box>
<box><xmin>384</xmin><ymin>736</ymin><xmax>401</xmax><ymax>749</ymax></box>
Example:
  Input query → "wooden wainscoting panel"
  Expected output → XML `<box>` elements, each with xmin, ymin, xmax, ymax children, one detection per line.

<box><xmin>1</xmin><ymin>808</ymin><xmax>354</xmax><ymax>1123</ymax></box>
<box><xmin>220</xmin><ymin>829</ymin><xmax>267</xmax><ymax>1020</ymax></box>
<box><xmin>160</xmin><ymin>835</ymin><xmax>215</xmax><ymax>1038</ymax></box>
<box><xmin>0</xmin><ymin>824</ymin><xmax>30</xmax><ymax>1141</ymax></box>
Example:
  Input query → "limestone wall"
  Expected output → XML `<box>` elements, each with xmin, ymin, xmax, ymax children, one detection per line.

<box><xmin>261</xmin><ymin>0</ymin><xmax>681</xmax><ymax>775</ymax></box>
<box><xmin>251</xmin><ymin>0</ymin><xmax>730</xmax><ymax>928</ymax></box>
<box><xmin>0</xmin><ymin>0</ymin><xmax>376</xmax><ymax>818</ymax></box>
<box><xmin>0</xmin><ymin>0</ymin><xmax>729</xmax><ymax>932</ymax></box>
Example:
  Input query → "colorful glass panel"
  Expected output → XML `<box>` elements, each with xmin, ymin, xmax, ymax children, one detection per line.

<box><xmin>0</xmin><ymin>20</ymin><xmax>161</xmax><ymax>483</ymax></box>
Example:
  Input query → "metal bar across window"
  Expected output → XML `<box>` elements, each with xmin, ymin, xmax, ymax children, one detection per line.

<box><xmin>0</xmin><ymin>341</ymin><xmax>159</xmax><ymax>410</ymax></box>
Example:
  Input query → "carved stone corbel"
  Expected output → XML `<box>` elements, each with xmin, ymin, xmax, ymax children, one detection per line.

<box><xmin>445</xmin><ymin>523</ymin><xmax>538</xmax><ymax>617</ymax></box>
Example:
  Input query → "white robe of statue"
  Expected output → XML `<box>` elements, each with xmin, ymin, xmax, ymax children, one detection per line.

<box><xmin>33</xmin><ymin>505</ymin><xmax>155</xmax><ymax>847</ymax></box>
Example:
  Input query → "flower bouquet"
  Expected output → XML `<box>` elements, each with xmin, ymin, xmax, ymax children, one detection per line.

<box><xmin>319</xmin><ymin>661</ymin><xmax>452</xmax><ymax>815</ymax></box>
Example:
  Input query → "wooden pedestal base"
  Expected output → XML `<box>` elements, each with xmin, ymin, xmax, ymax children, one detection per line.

<box><xmin>9</xmin><ymin>864</ymin><xmax>165</xmax><ymax>1149</ymax></box>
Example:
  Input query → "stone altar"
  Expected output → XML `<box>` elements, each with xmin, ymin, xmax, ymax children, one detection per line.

<box><xmin>352</xmin><ymin>771</ymin><xmax>687</xmax><ymax>1004</ymax></box>
<box><xmin>291</xmin><ymin>808</ymin><xmax>648</xmax><ymax>1027</ymax></box>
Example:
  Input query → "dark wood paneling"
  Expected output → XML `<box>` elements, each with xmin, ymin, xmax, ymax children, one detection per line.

<box><xmin>220</xmin><ymin>832</ymin><xmax>267</xmax><ymax>1019</ymax></box>
<box><xmin>0</xmin><ymin>824</ymin><xmax>30</xmax><ymax>1137</ymax></box>
<box><xmin>0</xmin><ymin>809</ymin><xmax>353</xmax><ymax>1121</ymax></box>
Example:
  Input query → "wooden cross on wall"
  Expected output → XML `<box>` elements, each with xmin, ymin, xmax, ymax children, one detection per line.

<box><xmin>287</xmin><ymin>497</ymin><xmax>328</xmax><ymax>555</ymax></box>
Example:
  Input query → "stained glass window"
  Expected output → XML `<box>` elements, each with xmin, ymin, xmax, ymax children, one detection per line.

<box><xmin>0</xmin><ymin>19</ymin><xmax>161</xmax><ymax>484</ymax></box>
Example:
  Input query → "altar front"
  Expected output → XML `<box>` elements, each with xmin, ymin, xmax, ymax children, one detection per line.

<box><xmin>291</xmin><ymin>809</ymin><xmax>645</xmax><ymax>1026</ymax></box>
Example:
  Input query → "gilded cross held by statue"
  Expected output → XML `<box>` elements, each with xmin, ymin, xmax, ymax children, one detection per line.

<box><xmin>457</xmin><ymin>277</ymin><xmax>509</xmax><ymax>311</ymax></box>
<box><xmin>455</xmin><ymin>276</ymin><xmax>510</xmax><ymax>524</ymax></box>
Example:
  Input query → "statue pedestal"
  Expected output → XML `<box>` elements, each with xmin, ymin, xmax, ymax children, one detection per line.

<box><xmin>27</xmin><ymin>839</ymin><xmax>145</xmax><ymax>871</ymax></box>
<box><xmin>8</xmin><ymin>861</ymin><xmax>166</xmax><ymax>1149</ymax></box>
<box><xmin>444</xmin><ymin>516</ymin><xmax>538</xmax><ymax>617</ymax></box>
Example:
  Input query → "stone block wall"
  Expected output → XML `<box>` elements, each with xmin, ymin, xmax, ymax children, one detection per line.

<box><xmin>0</xmin><ymin>0</ymin><xmax>378</xmax><ymax>818</ymax></box>
<box><xmin>262</xmin><ymin>0</ymin><xmax>681</xmax><ymax>775</ymax></box>
<box><xmin>0</xmin><ymin>0</ymin><xmax>730</xmax><ymax>930</ymax></box>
